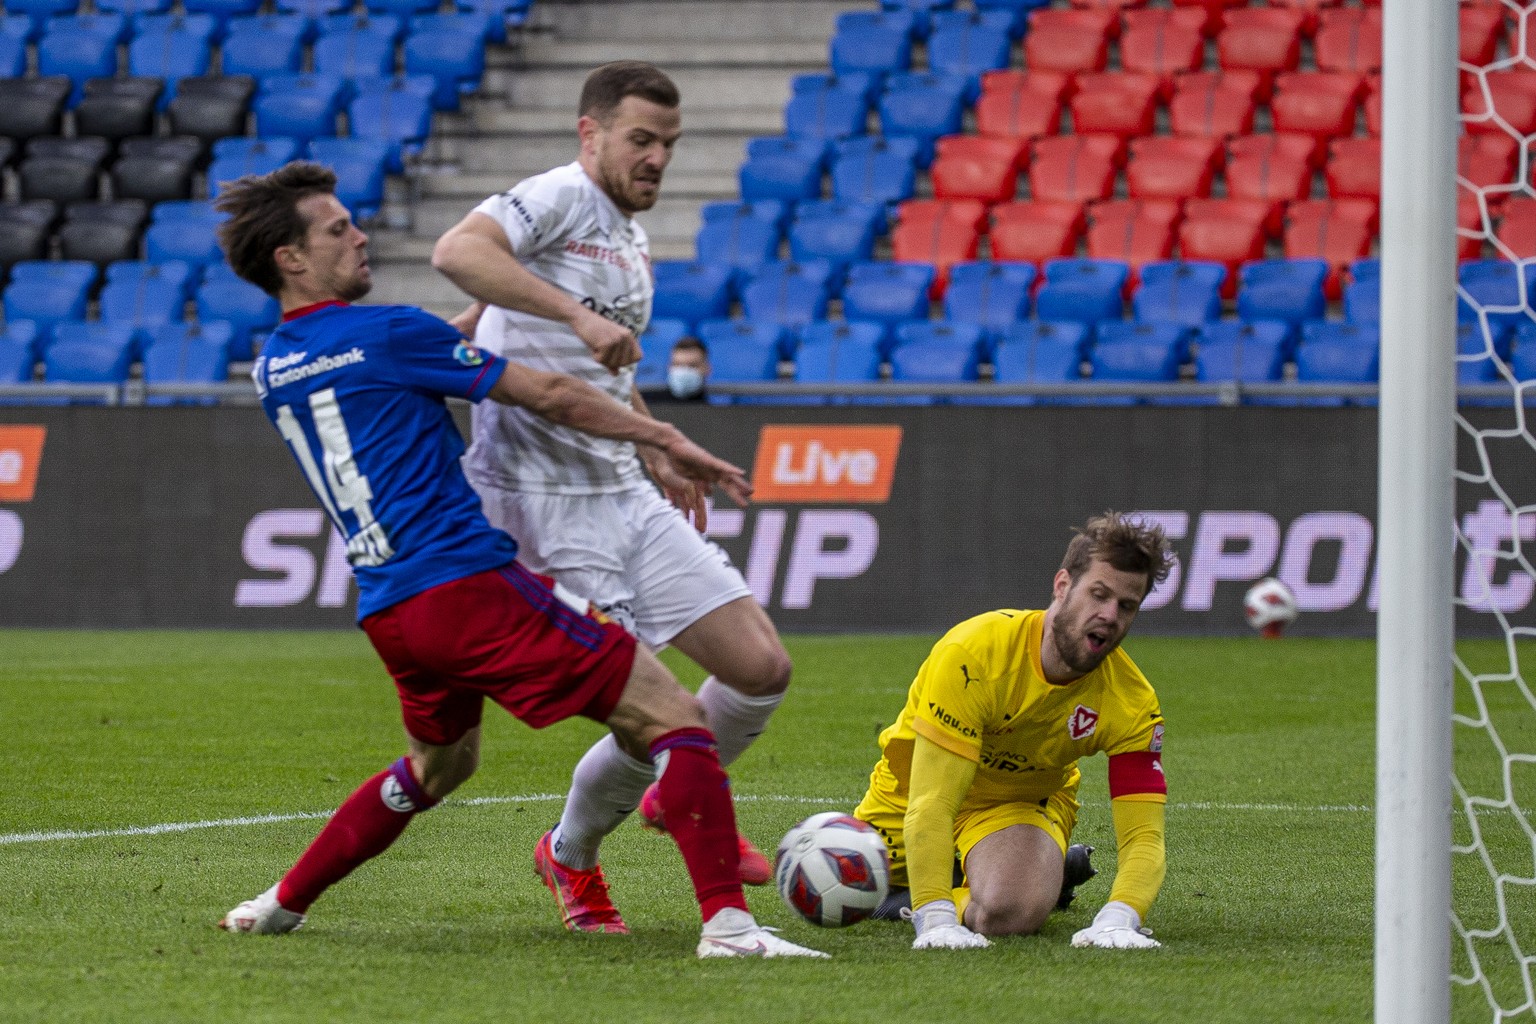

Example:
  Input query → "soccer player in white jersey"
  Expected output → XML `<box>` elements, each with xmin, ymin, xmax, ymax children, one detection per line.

<box><xmin>431</xmin><ymin>61</ymin><xmax>793</xmax><ymax>934</ymax></box>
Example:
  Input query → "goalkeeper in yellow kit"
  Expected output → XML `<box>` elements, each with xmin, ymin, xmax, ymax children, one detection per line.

<box><xmin>854</xmin><ymin>512</ymin><xmax>1174</xmax><ymax>951</ymax></box>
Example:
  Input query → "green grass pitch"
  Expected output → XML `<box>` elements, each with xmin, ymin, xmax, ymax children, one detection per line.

<box><xmin>0</xmin><ymin>630</ymin><xmax>1526</xmax><ymax>1023</ymax></box>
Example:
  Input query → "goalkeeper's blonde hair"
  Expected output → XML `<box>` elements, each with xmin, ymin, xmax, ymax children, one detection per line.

<box><xmin>1061</xmin><ymin>512</ymin><xmax>1175</xmax><ymax>598</ymax></box>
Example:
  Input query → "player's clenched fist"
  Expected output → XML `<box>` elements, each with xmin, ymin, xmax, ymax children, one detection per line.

<box><xmin>906</xmin><ymin>900</ymin><xmax>991</xmax><ymax>950</ymax></box>
<box><xmin>1071</xmin><ymin>901</ymin><xmax>1161</xmax><ymax>949</ymax></box>
<box><xmin>573</xmin><ymin>307</ymin><xmax>642</xmax><ymax>372</ymax></box>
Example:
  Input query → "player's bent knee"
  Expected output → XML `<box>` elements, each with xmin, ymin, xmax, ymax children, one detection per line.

<box><xmin>719</xmin><ymin>637</ymin><xmax>792</xmax><ymax>697</ymax></box>
<box><xmin>967</xmin><ymin>896</ymin><xmax>1050</xmax><ymax>938</ymax></box>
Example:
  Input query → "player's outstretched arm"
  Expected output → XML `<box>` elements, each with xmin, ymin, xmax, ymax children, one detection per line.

<box><xmin>630</xmin><ymin>388</ymin><xmax>713</xmax><ymax>528</ymax></box>
<box><xmin>1071</xmin><ymin>798</ymin><xmax>1166</xmax><ymax>950</ymax></box>
<box><xmin>432</xmin><ymin>213</ymin><xmax>640</xmax><ymax>372</ymax></box>
<box><xmin>489</xmin><ymin>361</ymin><xmax>749</xmax><ymax>502</ymax></box>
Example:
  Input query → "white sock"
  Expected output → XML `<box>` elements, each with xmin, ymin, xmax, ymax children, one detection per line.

<box><xmin>549</xmin><ymin>734</ymin><xmax>654</xmax><ymax>871</ymax></box>
<box><xmin>698</xmin><ymin>677</ymin><xmax>785</xmax><ymax>768</ymax></box>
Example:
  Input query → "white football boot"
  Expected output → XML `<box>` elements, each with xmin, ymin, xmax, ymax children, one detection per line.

<box><xmin>696</xmin><ymin>907</ymin><xmax>829</xmax><ymax>959</ymax></box>
<box><xmin>218</xmin><ymin>883</ymin><xmax>306</xmax><ymax>935</ymax></box>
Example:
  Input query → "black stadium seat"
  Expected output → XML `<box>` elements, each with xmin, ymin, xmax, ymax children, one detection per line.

<box><xmin>0</xmin><ymin>77</ymin><xmax>71</xmax><ymax>143</ymax></box>
<box><xmin>18</xmin><ymin>155</ymin><xmax>101</xmax><ymax>203</ymax></box>
<box><xmin>0</xmin><ymin>201</ymin><xmax>59</xmax><ymax>277</ymax></box>
<box><xmin>113</xmin><ymin>137</ymin><xmax>199</xmax><ymax>202</ymax></box>
<box><xmin>59</xmin><ymin>200</ymin><xmax>149</xmax><ymax>267</ymax></box>
<box><xmin>168</xmin><ymin>76</ymin><xmax>255</xmax><ymax>155</ymax></box>
<box><xmin>0</xmin><ymin>138</ymin><xmax>13</xmax><ymax>170</ymax></box>
<box><xmin>75</xmin><ymin>77</ymin><xmax>165</xmax><ymax>145</ymax></box>
<box><xmin>27</xmin><ymin>136</ymin><xmax>112</xmax><ymax>166</ymax></box>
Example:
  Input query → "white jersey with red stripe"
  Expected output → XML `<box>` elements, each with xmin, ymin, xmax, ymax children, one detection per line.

<box><xmin>463</xmin><ymin>161</ymin><xmax>654</xmax><ymax>496</ymax></box>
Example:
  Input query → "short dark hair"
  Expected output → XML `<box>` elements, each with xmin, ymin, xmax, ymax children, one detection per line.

<box><xmin>671</xmin><ymin>336</ymin><xmax>708</xmax><ymax>358</ymax></box>
<box><xmin>1061</xmin><ymin>511</ymin><xmax>1175</xmax><ymax>596</ymax></box>
<box><xmin>579</xmin><ymin>61</ymin><xmax>680</xmax><ymax>122</ymax></box>
<box><xmin>214</xmin><ymin>161</ymin><xmax>338</xmax><ymax>296</ymax></box>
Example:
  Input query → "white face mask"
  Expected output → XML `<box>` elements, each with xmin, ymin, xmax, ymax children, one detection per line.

<box><xmin>667</xmin><ymin>366</ymin><xmax>705</xmax><ymax>398</ymax></box>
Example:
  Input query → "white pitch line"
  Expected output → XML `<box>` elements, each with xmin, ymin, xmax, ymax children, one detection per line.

<box><xmin>0</xmin><ymin>792</ymin><xmax>1382</xmax><ymax>847</ymax></box>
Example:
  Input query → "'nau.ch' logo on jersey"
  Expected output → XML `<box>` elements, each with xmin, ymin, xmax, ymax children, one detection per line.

<box><xmin>1067</xmin><ymin>704</ymin><xmax>1100</xmax><ymax>740</ymax></box>
<box><xmin>453</xmin><ymin>341</ymin><xmax>487</xmax><ymax>367</ymax></box>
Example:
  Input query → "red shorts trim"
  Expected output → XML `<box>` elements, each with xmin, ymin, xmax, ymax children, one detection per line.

<box><xmin>361</xmin><ymin>562</ymin><xmax>637</xmax><ymax>746</ymax></box>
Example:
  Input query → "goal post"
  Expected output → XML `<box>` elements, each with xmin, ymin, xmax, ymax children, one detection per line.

<box><xmin>1376</xmin><ymin>1</ymin><xmax>1458</xmax><ymax>1022</ymax></box>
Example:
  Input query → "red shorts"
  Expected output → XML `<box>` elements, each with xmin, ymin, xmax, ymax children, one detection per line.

<box><xmin>360</xmin><ymin>562</ymin><xmax>637</xmax><ymax>746</ymax></box>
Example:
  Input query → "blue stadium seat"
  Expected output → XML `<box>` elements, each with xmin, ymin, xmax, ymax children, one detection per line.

<box><xmin>1343</xmin><ymin>277</ymin><xmax>1380</xmax><ymax>325</ymax></box>
<box><xmin>652</xmin><ymin>260</ymin><xmax>733</xmax><ymax>330</ymax></box>
<box><xmin>402</xmin><ymin>25</ymin><xmax>485</xmax><ymax>111</ymax></box>
<box><xmin>787</xmin><ymin>200</ymin><xmax>883</xmax><ymax>282</ymax></box>
<box><xmin>739</xmin><ymin>260</ymin><xmax>834</xmax><ymax>330</ymax></box>
<box><xmin>145</xmin><ymin>221</ymin><xmax>223</xmax><ymax>273</ymax></box>
<box><xmin>275</xmin><ymin>0</ymin><xmax>349</xmax><ymax>16</ymax></box>
<box><xmin>926</xmin><ymin>17</ymin><xmax>1011</xmax><ymax>102</ymax></box>
<box><xmin>363</xmin><ymin>0</ymin><xmax>436</xmax><ymax>15</ymax></box>
<box><xmin>830</xmin><ymin>25</ymin><xmax>911</xmax><ymax>81</ymax></box>
<box><xmin>319</xmin><ymin>11</ymin><xmax>400</xmax><ymax>41</ymax></box>
<box><xmin>636</xmin><ymin>318</ymin><xmax>687</xmax><ymax>391</ymax></box>
<box><xmin>1295</xmin><ymin>321</ymin><xmax>1381</xmax><ymax>405</ymax></box>
<box><xmin>182</xmin><ymin>0</ymin><xmax>262</xmax><ymax>29</ymax></box>
<box><xmin>943</xmin><ymin>260</ymin><xmax>1035</xmax><ymax>340</ymax></box>
<box><xmin>0</xmin><ymin>14</ymin><xmax>38</xmax><ymax>43</ymax></box>
<box><xmin>1350</xmin><ymin>257</ymin><xmax>1380</xmax><ymax>283</ymax></box>
<box><xmin>893</xmin><ymin>319</ymin><xmax>985</xmax><ymax>357</ymax></box>
<box><xmin>0</xmin><ymin>320</ymin><xmax>39</xmax><ymax>383</ymax></box>
<box><xmin>739</xmin><ymin>140</ymin><xmax>825</xmax><ymax>203</ymax></box>
<box><xmin>349</xmin><ymin>76</ymin><xmax>434</xmax><ymax>173</ymax></box>
<box><xmin>307</xmin><ymin>137</ymin><xmax>390</xmax><ymax>219</ymax></box>
<box><xmin>1237</xmin><ymin>259</ymin><xmax>1328</xmax><ymax>344</ymax></box>
<box><xmin>889</xmin><ymin>336</ymin><xmax>982</xmax><ymax>402</ymax></box>
<box><xmin>1458</xmin><ymin>321</ymin><xmax>1506</xmax><ymax>387</ymax></box>
<box><xmin>842</xmin><ymin>261</ymin><xmax>935</xmax><ymax>351</ymax></box>
<box><xmin>988</xmin><ymin>320</ymin><xmax>1090</xmax><ymax>404</ymax></box>
<box><xmin>830</xmin><ymin>136</ymin><xmax>918</xmax><ymax>206</ymax></box>
<box><xmin>694</xmin><ymin>213</ymin><xmax>781</xmax><ymax>286</ymax></box>
<box><xmin>836</xmin><ymin>9</ymin><xmax>922</xmax><ymax>41</ymax></box>
<box><xmin>131</xmin><ymin>11</ymin><xmax>217</xmax><ymax>37</ymax></box>
<box><xmin>454</xmin><ymin>0</ymin><xmax>531</xmax><ymax>44</ymax></box>
<box><xmin>254</xmin><ymin>75</ymin><xmax>345</xmax><ymax>144</ymax></box>
<box><xmin>99</xmin><ymin>273</ymin><xmax>186</xmax><ymax>349</ymax></box>
<box><xmin>1036</xmin><ymin>258</ymin><xmax>1129</xmax><ymax>327</ymax></box>
<box><xmin>52</xmin><ymin>11</ymin><xmax>129</xmax><ymax>40</ymax></box>
<box><xmin>4</xmin><ymin>261</ymin><xmax>96</xmax><ymax>342</ymax></box>
<box><xmin>127</xmin><ymin>26</ymin><xmax>213</xmax><ymax>108</ymax></box>
<box><xmin>792</xmin><ymin>71</ymin><xmax>880</xmax><ymax>108</ymax></box>
<box><xmin>213</xmin><ymin>135</ymin><xmax>302</xmax><ymax>163</ymax></box>
<box><xmin>746</xmin><ymin>135</ymin><xmax>831</xmax><ymax>171</ymax></box>
<box><xmin>1133</xmin><ymin>261</ymin><xmax>1226</xmax><ymax>329</ymax></box>
<box><xmin>313</xmin><ymin>29</ymin><xmax>396</xmax><ymax>81</ymax></box>
<box><xmin>142</xmin><ymin>321</ymin><xmax>231</xmax><ymax>402</ymax></box>
<box><xmin>38</xmin><ymin>23</ymin><xmax>120</xmax><ymax>102</ymax></box>
<box><xmin>794</xmin><ymin>321</ymin><xmax>885</xmax><ymax>400</ymax></box>
<box><xmin>698</xmin><ymin>319</ymin><xmax>785</xmax><ymax>398</ymax></box>
<box><xmin>44</xmin><ymin>321</ymin><xmax>134</xmax><ymax>391</ymax></box>
<box><xmin>197</xmin><ymin>271</ymin><xmax>279</xmax><ymax>360</ymax></box>
<box><xmin>221</xmin><ymin>17</ymin><xmax>306</xmax><ymax>76</ymax></box>
<box><xmin>107</xmin><ymin>258</ymin><xmax>196</xmax><ymax>296</ymax></box>
<box><xmin>410</xmin><ymin>11</ymin><xmax>493</xmax><ymax>42</ymax></box>
<box><xmin>699</xmin><ymin>199</ymin><xmax>791</xmax><ymax>233</ymax></box>
<box><xmin>209</xmin><ymin>138</ymin><xmax>301</xmax><ymax>195</ymax></box>
<box><xmin>877</xmin><ymin>72</ymin><xmax>967</xmax><ymax>167</ymax></box>
<box><xmin>150</xmin><ymin>200</ymin><xmax>224</xmax><ymax>225</ymax></box>
<box><xmin>783</xmin><ymin>86</ymin><xmax>869</xmax><ymax>141</ymax></box>
<box><xmin>6</xmin><ymin>0</ymin><xmax>79</xmax><ymax>24</ymax></box>
<box><xmin>1196</xmin><ymin>321</ymin><xmax>1288</xmax><ymax>384</ymax></box>
<box><xmin>0</xmin><ymin>33</ymin><xmax>23</xmax><ymax>77</ymax></box>
<box><xmin>974</xmin><ymin>0</ymin><xmax>1047</xmax><ymax>32</ymax></box>
<box><xmin>1095</xmin><ymin>321</ymin><xmax>1188</xmax><ymax>379</ymax></box>
<box><xmin>879</xmin><ymin>0</ymin><xmax>956</xmax><ymax>37</ymax></box>
<box><xmin>1459</xmin><ymin>260</ymin><xmax>1531</xmax><ymax>339</ymax></box>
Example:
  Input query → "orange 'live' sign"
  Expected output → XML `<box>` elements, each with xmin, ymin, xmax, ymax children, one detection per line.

<box><xmin>0</xmin><ymin>425</ymin><xmax>46</xmax><ymax>502</ymax></box>
<box><xmin>750</xmin><ymin>425</ymin><xmax>903</xmax><ymax>503</ymax></box>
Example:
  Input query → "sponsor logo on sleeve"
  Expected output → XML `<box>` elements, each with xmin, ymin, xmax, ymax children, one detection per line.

<box><xmin>926</xmin><ymin>701</ymin><xmax>979</xmax><ymax>739</ymax></box>
<box><xmin>751</xmin><ymin>425</ymin><xmax>903</xmax><ymax>503</ymax></box>
<box><xmin>1067</xmin><ymin>704</ymin><xmax>1100</xmax><ymax>741</ymax></box>
<box><xmin>1150</xmin><ymin>722</ymin><xmax>1165</xmax><ymax>752</ymax></box>
<box><xmin>0</xmin><ymin>426</ymin><xmax>46</xmax><ymax>502</ymax></box>
<box><xmin>453</xmin><ymin>341</ymin><xmax>487</xmax><ymax>367</ymax></box>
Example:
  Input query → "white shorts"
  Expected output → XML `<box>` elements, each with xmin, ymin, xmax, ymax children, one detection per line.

<box><xmin>476</xmin><ymin>483</ymin><xmax>752</xmax><ymax>650</ymax></box>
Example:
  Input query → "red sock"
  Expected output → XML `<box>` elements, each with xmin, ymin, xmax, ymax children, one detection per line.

<box><xmin>276</xmin><ymin>757</ymin><xmax>437</xmax><ymax>913</ymax></box>
<box><xmin>650</xmin><ymin>728</ymin><xmax>748</xmax><ymax>923</ymax></box>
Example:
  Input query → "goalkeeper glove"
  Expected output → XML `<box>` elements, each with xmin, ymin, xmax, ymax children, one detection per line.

<box><xmin>903</xmin><ymin>900</ymin><xmax>991</xmax><ymax>950</ymax></box>
<box><xmin>1071</xmin><ymin>901</ymin><xmax>1161</xmax><ymax>949</ymax></box>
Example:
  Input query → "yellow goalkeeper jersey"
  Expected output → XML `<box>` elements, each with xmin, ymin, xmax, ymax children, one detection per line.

<box><xmin>865</xmin><ymin>609</ymin><xmax>1166</xmax><ymax>812</ymax></box>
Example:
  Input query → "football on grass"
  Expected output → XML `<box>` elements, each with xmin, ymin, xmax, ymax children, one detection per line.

<box><xmin>774</xmin><ymin>812</ymin><xmax>890</xmax><ymax>927</ymax></box>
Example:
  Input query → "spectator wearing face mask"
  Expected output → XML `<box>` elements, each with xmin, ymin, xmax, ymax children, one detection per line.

<box><xmin>654</xmin><ymin>337</ymin><xmax>710</xmax><ymax>403</ymax></box>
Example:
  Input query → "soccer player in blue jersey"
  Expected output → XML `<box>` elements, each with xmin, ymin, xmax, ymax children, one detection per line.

<box><xmin>212</xmin><ymin>162</ymin><xmax>826</xmax><ymax>959</ymax></box>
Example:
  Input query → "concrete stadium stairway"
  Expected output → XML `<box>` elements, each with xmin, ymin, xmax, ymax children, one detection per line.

<box><xmin>368</xmin><ymin>0</ymin><xmax>855</xmax><ymax>314</ymax></box>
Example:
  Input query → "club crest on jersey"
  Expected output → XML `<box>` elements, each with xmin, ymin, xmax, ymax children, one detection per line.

<box><xmin>1150</xmin><ymin>722</ymin><xmax>1165</xmax><ymax>752</ymax></box>
<box><xmin>1067</xmin><ymin>704</ymin><xmax>1099</xmax><ymax>740</ymax></box>
<box><xmin>453</xmin><ymin>341</ymin><xmax>487</xmax><ymax>367</ymax></box>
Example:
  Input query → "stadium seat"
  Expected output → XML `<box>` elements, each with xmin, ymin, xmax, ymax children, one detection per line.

<box><xmin>695</xmin><ymin>211</ymin><xmax>782</xmax><ymax>286</ymax></box>
<box><xmin>349</xmin><ymin>76</ymin><xmax>435</xmax><ymax>173</ymax></box>
<box><xmin>307</xmin><ymin>137</ymin><xmax>390</xmax><ymax>219</ymax></box>
<box><xmin>1284</xmin><ymin>199</ymin><xmax>1377</xmax><ymax>299</ymax></box>
<box><xmin>926</xmin><ymin>16</ymin><xmax>1011</xmax><ymax>102</ymax></box>
<box><xmin>313</xmin><ymin>28</ymin><xmax>396</xmax><ymax>81</ymax></box>
<box><xmin>830</xmin><ymin>137</ymin><xmax>918</xmax><ymax>206</ymax></box>
<box><xmin>932</xmin><ymin>7</ymin><xmax>1018</xmax><ymax>38</ymax></box>
<box><xmin>1126</xmin><ymin>137</ymin><xmax>1221</xmax><ymax>201</ymax></box>
<box><xmin>58</xmin><ymin>200</ymin><xmax>148</xmax><ymax>267</ymax></box>
<box><xmin>1084</xmin><ymin>199</ymin><xmax>1179</xmax><ymax>286</ymax></box>
<box><xmin>943</xmin><ymin>261</ymin><xmax>1035</xmax><ymax>340</ymax></box>
<box><xmin>221</xmin><ymin>16</ymin><xmax>306</xmax><ymax>76</ymax></box>
<box><xmin>1459</xmin><ymin>260</ymin><xmax>1531</xmax><ymax>340</ymax></box>
<box><xmin>1132</xmin><ymin>261</ymin><xmax>1225</xmax><ymax>327</ymax></box>
<box><xmin>877</xmin><ymin>72</ymin><xmax>967</xmax><ymax>167</ymax></box>
<box><xmin>697</xmin><ymin>319</ymin><xmax>785</xmax><ymax>388</ymax></box>
<box><xmin>829</xmin><ymin>25</ymin><xmax>912</xmax><ymax>81</ymax></box>
<box><xmin>991</xmin><ymin>320</ymin><xmax>1090</xmax><ymax>402</ymax></box>
<box><xmin>127</xmin><ymin>25</ymin><xmax>212</xmax><ymax>107</ymax></box>
<box><xmin>1223</xmin><ymin>140</ymin><xmax>1312</xmax><ymax>235</ymax></box>
<box><xmin>700</xmin><ymin>199</ymin><xmax>791</xmax><ymax>232</ymax></box>
<box><xmin>793</xmin><ymin>71</ymin><xmax>881</xmax><ymax>111</ymax></box>
<box><xmin>989</xmin><ymin>200</ymin><xmax>1084</xmax><ymax>267</ymax></box>
<box><xmin>635</xmin><ymin>318</ymin><xmax>686</xmax><ymax>391</ymax></box>
<box><xmin>1028</xmin><ymin>134</ymin><xmax>1121</xmax><ymax>205</ymax></box>
<box><xmin>167</xmin><ymin>76</ymin><xmax>256</xmax><ymax>157</ymax></box>
<box><xmin>794</xmin><ymin>320</ymin><xmax>885</xmax><ymax>398</ymax></box>
<box><xmin>1092</xmin><ymin>321</ymin><xmax>1186</xmax><ymax>385</ymax></box>
<box><xmin>3</xmin><ymin>261</ymin><xmax>96</xmax><ymax>341</ymax></box>
<box><xmin>739</xmin><ymin>139</ymin><xmax>824</xmax><ymax>203</ymax></box>
<box><xmin>929</xmin><ymin>135</ymin><xmax>1025</xmax><ymax>204</ymax></box>
<box><xmin>981</xmin><ymin>68</ymin><xmax>1072</xmax><ymax>107</ymax></box>
<box><xmin>142</xmin><ymin>322</ymin><xmax>232</xmax><ymax>400</ymax></box>
<box><xmin>364</xmin><ymin>0</ymin><xmax>438</xmax><ymax>17</ymax></box>
<box><xmin>1179</xmin><ymin>199</ymin><xmax>1271</xmax><ymax>297</ymax></box>
<box><xmin>454</xmin><ymin>0</ymin><xmax>529</xmax><ymax>44</ymax></box>
<box><xmin>37</xmin><ymin>22</ymin><xmax>120</xmax><ymax>103</ymax></box>
<box><xmin>1237</xmin><ymin>259</ymin><xmax>1328</xmax><ymax>341</ymax></box>
<box><xmin>739</xmin><ymin>260</ymin><xmax>835</xmax><ymax>331</ymax></box>
<box><xmin>974</xmin><ymin>77</ymin><xmax>1062</xmax><ymax>141</ymax></box>
<box><xmin>1166</xmin><ymin>0</ymin><xmax>1245</xmax><ymax>37</ymax></box>
<box><xmin>1023</xmin><ymin>8</ymin><xmax>1112</xmax><ymax>75</ymax></box>
<box><xmin>1496</xmin><ymin>198</ymin><xmax>1536</xmax><ymax>260</ymax></box>
<box><xmin>1460</xmin><ymin>4</ymin><xmax>1505</xmax><ymax>67</ymax></box>
<box><xmin>1167</xmin><ymin>74</ymin><xmax>1258</xmax><ymax>139</ymax></box>
<box><xmin>783</xmin><ymin>85</ymin><xmax>869</xmax><ymax>141</ymax></box>
<box><xmin>1313</xmin><ymin>6</ymin><xmax>1381</xmax><ymax>74</ymax></box>
<box><xmin>1461</xmin><ymin>134</ymin><xmax>1518</xmax><ymax>208</ymax></box>
<box><xmin>145</xmin><ymin>220</ymin><xmax>223</xmax><ymax>272</ymax></box>
<box><xmin>1296</xmin><ymin>321</ymin><xmax>1379</xmax><ymax>401</ymax></box>
<box><xmin>320</xmin><ymin>11</ymin><xmax>402</xmax><ymax>40</ymax></box>
<box><xmin>787</xmin><ymin>201</ymin><xmax>884</xmax><ymax>280</ymax></box>
<box><xmin>409</xmin><ymin>11</ymin><xmax>493</xmax><ymax>43</ymax></box>
<box><xmin>132</xmin><ymin>10</ymin><xmax>218</xmax><ymax>39</ymax></box>
<box><xmin>99</xmin><ymin>270</ymin><xmax>185</xmax><ymax>348</ymax></box>
<box><xmin>209</xmin><ymin>138</ymin><xmax>301</xmax><ymax>196</ymax></box>
<box><xmin>1069</xmin><ymin>73</ymin><xmax>1159</xmax><ymax>139</ymax></box>
<box><xmin>1120</xmin><ymin>17</ymin><xmax>1203</xmax><ymax>98</ymax></box>
<box><xmin>1035</xmin><ymin>257</ymin><xmax>1129</xmax><ymax>325</ymax></box>
<box><xmin>889</xmin><ymin>334</ymin><xmax>983</xmax><ymax>397</ymax></box>
<box><xmin>652</xmin><ymin>261</ymin><xmax>732</xmax><ymax>330</ymax></box>
<box><xmin>75</xmin><ymin>78</ymin><xmax>162</xmax><ymax>144</ymax></box>
<box><xmin>0</xmin><ymin>321</ymin><xmax>38</xmax><ymax>384</ymax></box>
<box><xmin>44</xmin><ymin>322</ymin><xmax>135</xmax><ymax>392</ymax></box>
<box><xmin>1463</xmin><ymin>71</ymin><xmax>1536</xmax><ymax>139</ymax></box>
<box><xmin>111</xmin><ymin>139</ymin><xmax>199</xmax><ymax>204</ymax></box>
<box><xmin>1342</xmin><ymin>276</ymin><xmax>1379</xmax><ymax>325</ymax></box>
<box><xmin>402</xmin><ymin>25</ymin><xmax>485</xmax><ymax>110</ymax></box>
<box><xmin>0</xmin><ymin>202</ymin><xmax>56</xmax><ymax>275</ymax></box>
<box><xmin>1215</xmin><ymin>7</ymin><xmax>1304</xmax><ymax>99</ymax></box>
<box><xmin>0</xmin><ymin>77</ymin><xmax>70</xmax><ymax>143</ymax></box>
<box><xmin>1325</xmin><ymin>137</ymin><xmax>1381</xmax><ymax>201</ymax></box>
<box><xmin>842</xmin><ymin>261</ymin><xmax>936</xmax><ymax>350</ymax></box>
<box><xmin>888</xmin><ymin>199</ymin><xmax>983</xmax><ymax>296</ymax></box>
<box><xmin>18</xmin><ymin>153</ymin><xmax>101</xmax><ymax>205</ymax></box>
<box><xmin>1270</xmin><ymin>72</ymin><xmax>1364</xmax><ymax>143</ymax></box>
<box><xmin>277</xmin><ymin>0</ymin><xmax>352</xmax><ymax>17</ymax></box>
<box><xmin>254</xmin><ymin>75</ymin><xmax>345</xmax><ymax>145</ymax></box>
<box><xmin>196</xmin><ymin>274</ymin><xmax>279</xmax><ymax>359</ymax></box>
<box><xmin>182</xmin><ymin>0</ymin><xmax>262</xmax><ymax>25</ymax></box>
<box><xmin>1196</xmin><ymin>320</ymin><xmax>1288</xmax><ymax>384</ymax></box>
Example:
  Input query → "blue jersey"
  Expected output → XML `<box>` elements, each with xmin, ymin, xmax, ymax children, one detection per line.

<box><xmin>254</xmin><ymin>301</ymin><xmax>519</xmax><ymax>620</ymax></box>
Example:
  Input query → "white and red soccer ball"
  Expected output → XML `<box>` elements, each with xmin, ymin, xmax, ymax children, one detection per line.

<box><xmin>1244</xmin><ymin>577</ymin><xmax>1298</xmax><ymax>638</ymax></box>
<box><xmin>774</xmin><ymin>812</ymin><xmax>890</xmax><ymax>927</ymax></box>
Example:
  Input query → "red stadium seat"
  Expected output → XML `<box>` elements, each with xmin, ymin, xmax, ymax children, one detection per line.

<box><xmin>1284</xmin><ymin>199</ymin><xmax>1377</xmax><ymax>298</ymax></box>
<box><xmin>1028</xmin><ymin>134</ymin><xmax>1122</xmax><ymax>204</ymax></box>
<box><xmin>1458</xmin><ymin>194</ymin><xmax>1487</xmax><ymax>262</ymax></box>
<box><xmin>1175</xmin><ymin>69</ymin><xmax>1262</xmax><ymax>101</ymax></box>
<box><xmin>981</xmin><ymin>70</ymin><xmax>1074</xmax><ymax>107</ymax></box>
<box><xmin>1264</xmin><ymin>0</ymin><xmax>1342</xmax><ymax>37</ymax></box>
<box><xmin>1119</xmin><ymin>21</ymin><xmax>1204</xmax><ymax>100</ymax></box>
<box><xmin>1459</xmin><ymin>134</ymin><xmax>1520</xmax><ymax>211</ymax></box>
<box><xmin>930</xmin><ymin>135</ymin><xmax>1027</xmax><ymax>204</ymax></box>
<box><xmin>1228</xmin><ymin>131</ymin><xmax>1319</xmax><ymax>172</ymax></box>
<box><xmin>1313</xmin><ymin>7</ymin><xmax>1382</xmax><ymax>75</ymax></box>
<box><xmin>1069</xmin><ymin>72</ymin><xmax>1159</xmax><ymax>139</ymax></box>
<box><xmin>1024</xmin><ymin>10</ymin><xmax>1114</xmax><ymax>75</ymax></box>
<box><xmin>1071</xmin><ymin>0</ymin><xmax>1147</xmax><ymax>11</ymax></box>
<box><xmin>1270</xmin><ymin>72</ymin><xmax>1364</xmax><ymax>142</ymax></box>
<box><xmin>1122</xmin><ymin>7</ymin><xmax>1208</xmax><ymax>34</ymax></box>
<box><xmin>1495</xmin><ymin>198</ymin><xmax>1536</xmax><ymax>260</ymax></box>
<box><xmin>1324</xmin><ymin>137</ymin><xmax>1380</xmax><ymax>201</ymax></box>
<box><xmin>975</xmin><ymin>86</ymin><xmax>1062</xmax><ymax>141</ymax></box>
<box><xmin>1216</xmin><ymin>8</ymin><xmax>1305</xmax><ymax>99</ymax></box>
<box><xmin>1086</xmin><ymin>200</ymin><xmax>1179</xmax><ymax>287</ymax></box>
<box><xmin>990</xmin><ymin>200</ymin><xmax>1086</xmax><ymax>266</ymax></box>
<box><xmin>1463</xmin><ymin>71</ymin><xmax>1536</xmax><ymax>137</ymax></box>
<box><xmin>890</xmin><ymin>199</ymin><xmax>986</xmax><ymax>297</ymax></box>
<box><xmin>1126</xmin><ymin>136</ymin><xmax>1221</xmax><ymax>200</ymax></box>
<box><xmin>1460</xmin><ymin>5</ymin><xmax>1505</xmax><ymax>67</ymax></box>
<box><xmin>1169</xmin><ymin>0</ymin><xmax>1247</xmax><ymax>37</ymax></box>
<box><xmin>1089</xmin><ymin>198</ymin><xmax>1183</xmax><ymax>231</ymax></box>
<box><xmin>1363</xmin><ymin>73</ymin><xmax>1381</xmax><ymax>136</ymax></box>
<box><xmin>1223</xmin><ymin>142</ymin><xmax>1311</xmax><ymax>235</ymax></box>
<box><xmin>1180</xmin><ymin>198</ymin><xmax>1270</xmax><ymax>297</ymax></box>
<box><xmin>1168</xmin><ymin>76</ymin><xmax>1257</xmax><ymax>139</ymax></box>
